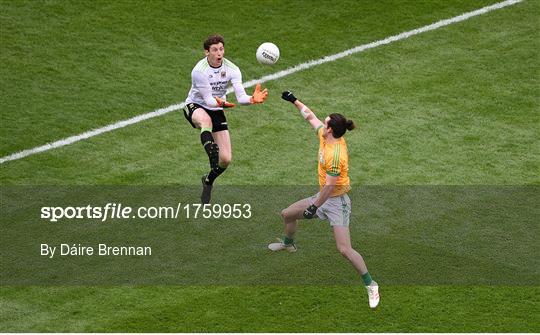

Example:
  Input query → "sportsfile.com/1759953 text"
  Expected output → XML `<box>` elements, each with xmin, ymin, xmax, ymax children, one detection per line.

<box><xmin>40</xmin><ymin>203</ymin><xmax>252</xmax><ymax>222</ymax></box>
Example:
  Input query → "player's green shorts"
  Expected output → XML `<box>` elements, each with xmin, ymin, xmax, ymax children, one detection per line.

<box><xmin>308</xmin><ymin>192</ymin><xmax>351</xmax><ymax>226</ymax></box>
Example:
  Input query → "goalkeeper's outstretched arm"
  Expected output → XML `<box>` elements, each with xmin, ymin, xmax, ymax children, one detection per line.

<box><xmin>281</xmin><ymin>91</ymin><xmax>323</xmax><ymax>130</ymax></box>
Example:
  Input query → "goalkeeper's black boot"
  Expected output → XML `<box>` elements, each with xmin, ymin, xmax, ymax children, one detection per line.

<box><xmin>201</xmin><ymin>174</ymin><xmax>213</xmax><ymax>204</ymax></box>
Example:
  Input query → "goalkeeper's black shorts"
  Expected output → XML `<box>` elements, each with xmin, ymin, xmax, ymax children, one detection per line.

<box><xmin>183</xmin><ymin>103</ymin><xmax>228</xmax><ymax>132</ymax></box>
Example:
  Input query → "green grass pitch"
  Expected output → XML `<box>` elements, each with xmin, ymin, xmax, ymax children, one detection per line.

<box><xmin>1</xmin><ymin>0</ymin><xmax>539</xmax><ymax>332</ymax></box>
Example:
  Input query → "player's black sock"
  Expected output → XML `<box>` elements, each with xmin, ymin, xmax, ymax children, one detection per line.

<box><xmin>206</xmin><ymin>164</ymin><xmax>227</xmax><ymax>185</ymax></box>
<box><xmin>200</xmin><ymin>130</ymin><xmax>218</xmax><ymax>169</ymax></box>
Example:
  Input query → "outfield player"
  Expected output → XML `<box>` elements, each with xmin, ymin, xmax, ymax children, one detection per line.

<box><xmin>184</xmin><ymin>34</ymin><xmax>268</xmax><ymax>203</ymax></box>
<box><xmin>268</xmin><ymin>91</ymin><xmax>380</xmax><ymax>308</ymax></box>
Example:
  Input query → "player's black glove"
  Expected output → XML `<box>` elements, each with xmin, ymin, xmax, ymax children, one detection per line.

<box><xmin>303</xmin><ymin>204</ymin><xmax>318</xmax><ymax>219</ymax></box>
<box><xmin>281</xmin><ymin>91</ymin><xmax>297</xmax><ymax>103</ymax></box>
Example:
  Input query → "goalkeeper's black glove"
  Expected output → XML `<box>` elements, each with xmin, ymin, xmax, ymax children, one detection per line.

<box><xmin>281</xmin><ymin>91</ymin><xmax>297</xmax><ymax>103</ymax></box>
<box><xmin>303</xmin><ymin>204</ymin><xmax>318</xmax><ymax>219</ymax></box>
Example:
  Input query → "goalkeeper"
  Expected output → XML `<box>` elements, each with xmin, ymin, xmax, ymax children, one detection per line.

<box><xmin>183</xmin><ymin>34</ymin><xmax>268</xmax><ymax>203</ymax></box>
<box><xmin>268</xmin><ymin>91</ymin><xmax>380</xmax><ymax>309</ymax></box>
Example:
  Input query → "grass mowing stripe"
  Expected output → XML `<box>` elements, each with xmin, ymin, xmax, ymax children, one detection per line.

<box><xmin>0</xmin><ymin>103</ymin><xmax>184</xmax><ymax>165</ymax></box>
<box><xmin>0</xmin><ymin>0</ymin><xmax>523</xmax><ymax>165</ymax></box>
<box><xmin>1</xmin><ymin>285</ymin><xmax>538</xmax><ymax>332</ymax></box>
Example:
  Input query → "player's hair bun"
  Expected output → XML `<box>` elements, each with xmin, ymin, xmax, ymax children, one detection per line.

<box><xmin>328</xmin><ymin>113</ymin><xmax>355</xmax><ymax>138</ymax></box>
<box><xmin>346</xmin><ymin>119</ymin><xmax>355</xmax><ymax>131</ymax></box>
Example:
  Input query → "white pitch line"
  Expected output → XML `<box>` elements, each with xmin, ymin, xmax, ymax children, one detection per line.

<box><xmin>0</xmin><ymin>0</ymin><xmax>522</xmax><ymax>164</ymax></box>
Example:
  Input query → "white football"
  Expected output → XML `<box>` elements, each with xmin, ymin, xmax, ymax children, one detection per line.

<box><xmin>256</xmin><ymin>42</ymin><xmax>280</xmax><ymax>65</ymax></box>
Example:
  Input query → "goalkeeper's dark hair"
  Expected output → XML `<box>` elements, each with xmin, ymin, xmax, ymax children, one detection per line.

<box><xmin>204</xmin><ymin>34</ymin><xmax>225</xmax><ymax>50</ymax></box>
<box><xmin>328</xmin><ymin>113</ymin><xmax>355</xmax><ymax>138</ymax></box>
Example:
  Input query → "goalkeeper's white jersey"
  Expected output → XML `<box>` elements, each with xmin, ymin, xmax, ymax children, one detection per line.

<box><xmin>185</xmin><ymin>57</ymin><xmax>250</xmax><ymax>111</ymax></box>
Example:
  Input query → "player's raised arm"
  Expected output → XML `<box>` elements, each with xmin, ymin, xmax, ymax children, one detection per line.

<box><xmin>281</xmin><ymin>91</ymin><xmax>323</xmax><ymax>130</ymax></box>
<box><xmin>230</xmin><ymin>64</ymin><xmax>268</xmax><ymax>105</ymax></box>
